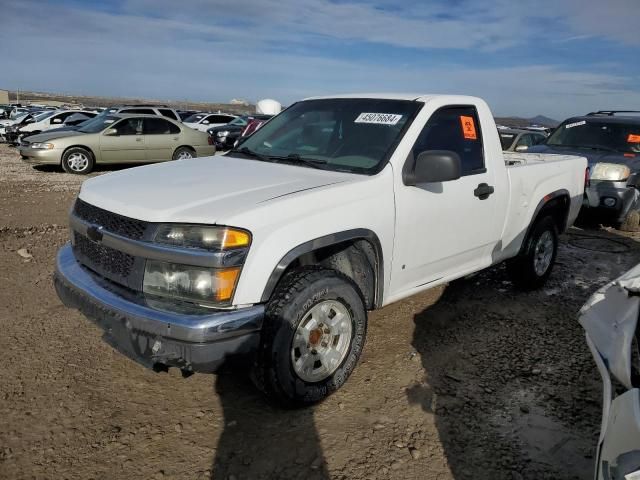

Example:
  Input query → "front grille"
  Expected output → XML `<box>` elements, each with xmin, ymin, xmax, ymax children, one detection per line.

<box><xmin>73</xmin><ymin>232</ymin><xmax>135</xmax><ymax>277</ymax></box>
<box><xmin>74</xmin><ymin>199</ymin><xmax>148</xmax><ymax>240</ymax></box>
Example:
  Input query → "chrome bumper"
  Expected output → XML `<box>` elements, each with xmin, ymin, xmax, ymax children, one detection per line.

<box><xmin>54</xmin><ymin>244</ymin><xmax>264</xmax><ymax>372</ymax></box>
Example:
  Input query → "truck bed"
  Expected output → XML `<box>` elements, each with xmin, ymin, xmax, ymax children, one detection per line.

<box><xmin>504</xmin><ymin>152</ymin><xmax>581</xmax><ymax>167</ymax></box>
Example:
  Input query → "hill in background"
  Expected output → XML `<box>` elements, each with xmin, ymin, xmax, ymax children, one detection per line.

<box><xmin>495</xmin><ymin>115</ymin><xmax>559</xmax><ymax>128</ymax></box>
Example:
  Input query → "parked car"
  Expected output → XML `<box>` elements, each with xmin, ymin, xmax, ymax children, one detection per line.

<box><xmin>95</xmin><ymin>105</ymin><xmax>182</xmax><ymax>122</ymax></box>
<box><xmin>2</xmin><ymin>112</ymin><xmax>43</xmax><ymax>142</ymax></box>
<box><xmin>52</xmin><ymin>94</ymin><xmax>587</xmax><ymax>405</ymax></box>
<box><xmin>499</xmin><ymin>128</ymin><xmax>547</xmax><ymax>152</ymax></box>
<box><xmin>579</xmin><ymin>264</ymin><xmax>640</xmax><ymax>480</ymax></box>
<box><xmin>13</xmin><ymin>110</ymin><xmax>98</xmax><ymax>142</ymax></box>
<box><xmin>18</xmin><ymin>114</ymin><xmax>215</xmax><ymax>174</ymax></box>
<box><xmin>529</xmin><ymin>111</ymin><xmax>640</xmax><ymax>230</ymax></box>
<box><xmin>183</xmin><ymin>112</ymin><xmax>236</xmax><ymax>132</ymax></box>
<box><xmin>207</xmin><ymin>114</ymin><xmax>272</xmax><ymax>150</ymax></box>
<box><xmin>177</xmin><ymin>110</ymin><xmax>202</xmax><ymax>121</ymax></box>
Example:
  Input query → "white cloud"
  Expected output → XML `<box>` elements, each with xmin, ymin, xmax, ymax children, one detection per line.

<box><xmin>0</xmin><ymin>0</ymin><xmax>638</xmax><ymax>119</ymax></box>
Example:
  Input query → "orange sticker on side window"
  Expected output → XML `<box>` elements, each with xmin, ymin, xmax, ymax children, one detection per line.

<box><xmin>460</xmin><ymin>116</ymin><xmax>477</xmax><ymax>140</ymax></box>
<box><xmin>628</xmin><ymin>134</ymin><xmax>640</xmax><ymax>143</ymax></box>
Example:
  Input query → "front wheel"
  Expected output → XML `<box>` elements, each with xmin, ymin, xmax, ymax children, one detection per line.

<box><xmin>507</xmin><ymin>216</ymin><xmax>558</xmax><ymax>290</ymax></box>
<box><xmin>61</xmin><ymin>147</ymin><xmax>94</xmax><ymax>174</ymax></box>
<box><xmin>253</xmin><ymin>267</ymin><xmax>367</xmax><ymax>407</ymax></box>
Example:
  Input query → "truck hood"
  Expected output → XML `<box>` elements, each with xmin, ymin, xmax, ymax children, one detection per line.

<box><xmin>78</xmin><ymin>155</ymin><xmax>356</xmax><ymax>223</ymax></box>
<box><xmin>529</xmin><ymin>144</ymin><xmax>640</xmax><ymax>170</ymax></box>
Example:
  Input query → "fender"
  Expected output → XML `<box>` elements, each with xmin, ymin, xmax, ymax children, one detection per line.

<box><xmin>260</xmin><ymin>228</ymin><xmax>384</xmax><ymax>307</ymax></box>
<box><xmin>522</xmin><ymin>188</ymin><xmax>571</xmax><ymax>245</ymax></box>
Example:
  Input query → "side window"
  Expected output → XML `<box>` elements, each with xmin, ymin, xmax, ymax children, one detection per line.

<box><xmin>533</xmin><ymin>134</ymin><xmax>546</xmax><ymax>145</ymax></box>
<box><xmin>158</xmin><ymin>109</ymin><xmax>179</xmax><ymax>121</ymax></box>
<box><xmin>209</xmin><ymin>115</ymin><xmax>233</xmax><ymax>124</ymax></box>
<box><xmin>412</xmin><ymin>106</ymin><xmax>484</xmax><ymax>175</ymax></box>
<box><xmin>51</xmin><ymin>112</ymin><xmax>71</xmax><ymax>124</ymax></box>
<box><xmin>516</xmin><ymin>134</ymin><xmax>536</xmax><ymax>148</ymax></box>
<box><xmin>143</xmin><ymin>118</ymin><xmax>179</xmax><ymax>135</ymax></box>
<box><xmin>114</xmin><ymin>118</ymin><xmax>142</xmax><ymax>135</ymax></box>
<box><xmin>121</xmin><ymin>108</ymin><xmax>155</xmax><ymax>115</ymax></box>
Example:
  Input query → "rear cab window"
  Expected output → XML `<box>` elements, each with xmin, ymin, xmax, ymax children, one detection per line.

<box><xmin>412</xmin><ymin>106</ymin><xmax>485</xmax><ymax>175</ymax></box>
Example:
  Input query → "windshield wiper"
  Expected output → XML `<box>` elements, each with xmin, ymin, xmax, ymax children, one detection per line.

<box><xmin>230</xmin><ymin>146</ymin><xmax>271</xmax><ymax>162</ymax></box>
<box><xmin>267</xmin><ymin>153</ymin><xmax>328</xmax><ymax>170</ymax></box>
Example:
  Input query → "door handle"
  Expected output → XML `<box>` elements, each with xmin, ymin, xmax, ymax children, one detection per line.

<box><xmin>135</xmin><ymin>137</ymin><xmax>142</xmax><ymax>142</ymax></box>
<box><xmin>474</xmin><ymin>183</ymin><xmax>494</xmax><ymax>200</ymax></box>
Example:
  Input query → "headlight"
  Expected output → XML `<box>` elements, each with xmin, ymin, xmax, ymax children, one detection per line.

<box><xmin>590</xmin><ymin>163</ymin><xmax>630</xmax><ymax>181</ymax></box>
<box><xmin>31</xmin><ymin>142</ymin><xmax>54</xmax><ymax>149</ymax></box>
<box><xmin>154</xmin><ymin>225</ymin><xmax>250</xmax><ymax>251</ymax></box>
<box><xmin>146</xmin><ymin>225</ymin><xmax>251</xmax><ymax>305</ymax></box>
<box><xmin>216</xmin><ymin>130</ymin><xmax>230</xmax><ymax>137</ymax></box>
<box><xmin>143</xmin><ymin>260</ymin><xmax>241</xmax><ymax>305</ymax></box>
<box><xmin>30</xmin><ymin>142</ymin><xmax>55</xmax><ymax>149</ymax></box>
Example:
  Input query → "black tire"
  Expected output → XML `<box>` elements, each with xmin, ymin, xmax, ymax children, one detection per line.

<box><xmin>61</xmin><ymin>147</ymin><xmax>94</xmax><ymax>174</ymax></box>
<box><xmin>172</xmin><ymin>146</ymin><xmax>195</xmax><ymax>160</ymax></box>
<box><xmin>506</xmin><ymin>216</ymin><xmax>558</xmax><ymax>290</ymax></box>
<box><xmin>618</xmin><ymin>209</ymin><xmax>640</xmax><ymax>232</ymax></box>
<box><xmin>253</xmin><ymin>266</ymin><xmax>367</xmax><ymax>407</ymax></box>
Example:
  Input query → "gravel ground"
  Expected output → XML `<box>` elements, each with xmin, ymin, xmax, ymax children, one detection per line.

<box><xmin>1</xmin><ymin>143</ymin><xmax>639</xmax><ymax>480</ymax></box>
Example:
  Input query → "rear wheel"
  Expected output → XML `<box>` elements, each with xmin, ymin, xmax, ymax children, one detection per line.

<box><xmin>619</xmin><ymin>209</ymin><xmax>640</xmax><ymax>232</ymax></box>
<box><xmin>172</xmin><ymin>146</ymin><xmax>195</xmax><ymax>160</ymax></box>
<box><xmin>507</xmin><ymin>216</ymin><xmax>558</xmax><ymax>290</ymax></box>
<box><xmin>253</xmin><ymin>267</ymin><xmax>367</xmax><ymax>407</ymax></box>
<box><xmin>61</xmin><ymin>147</ymin><xmax>94</xmax><ymax>174</ymax></box>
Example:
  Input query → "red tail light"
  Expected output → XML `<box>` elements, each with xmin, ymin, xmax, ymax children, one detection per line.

<box><xmin>207</xmin><ymin>135</ymin><xmax>214</xmax><ymax>145</ymax></box>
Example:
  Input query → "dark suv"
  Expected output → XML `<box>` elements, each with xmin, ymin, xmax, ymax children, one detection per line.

<box><xmin>529</xmin><ymin>111</ymin><xmax>640</xmax><ymax>230</ymax></box>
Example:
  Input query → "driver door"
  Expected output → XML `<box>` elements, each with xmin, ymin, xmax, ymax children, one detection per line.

<box><xmin>99</xmin><ymin>118</ymin><xmax>146</xmax><ymax>163</ymax></box>
<box><xmin>390</xmin><ymin>105</ymin><xmax>502</xmax><ymax>297</ymax></box>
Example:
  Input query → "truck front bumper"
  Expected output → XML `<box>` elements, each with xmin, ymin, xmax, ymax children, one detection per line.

<box><xmin>583</xmin><ymin>180</ymin><xmax>639</xmax><ymax>223</ymax></box>
<box><xmin>53</xmin><ymin>244</ymin><xmax>264</xmax><ymax>373</ymax></box>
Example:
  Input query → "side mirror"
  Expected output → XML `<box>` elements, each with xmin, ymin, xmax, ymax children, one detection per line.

<box><xmin>104</xmin><ymin>128</ymin><xmax>118</xmax><ymax>136</ymax></box>
<box><xmin>52</xmin><ymin>118</ymin><xmax>62</xmax><ymax>124</ymax></box>
<box><xmin>202</xmin><ymin>120</ymin><xmax>209</xmax><ymax>125</ymax></box>
<box><xmin>515</xmin><ymin>145</ymin><xmax>528</xmax><ymax>152</ymax></box>
<box><xmin>403</xmin><ymin>150</ymin><xmax>461</xmax><ymax>186</ymax></box>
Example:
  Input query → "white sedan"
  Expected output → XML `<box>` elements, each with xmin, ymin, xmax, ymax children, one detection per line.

<box><xmin>182</xmin><ymin>112</ymin><xmax>236</xmax><ymax>132</ymax></box>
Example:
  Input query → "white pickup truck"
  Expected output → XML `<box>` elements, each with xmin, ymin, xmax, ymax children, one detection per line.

<box><xmin>54</xmin><ymin>94</ymin><xmax>587</xmax><ymax>406</ymax></box>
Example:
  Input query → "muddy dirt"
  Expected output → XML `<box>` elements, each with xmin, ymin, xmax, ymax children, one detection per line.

<box><xmin>1</xmin><ymin>143</ymin><xmax>639</xmax><ymax>480</ymax></box>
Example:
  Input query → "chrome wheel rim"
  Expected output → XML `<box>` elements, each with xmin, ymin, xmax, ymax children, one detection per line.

<box><xmin>177</xmin><ymin>150</ymin><xmax>193</xmax><ymax>160</ymax></box>
<box><xmin>291</xmin><ymin>300</ymin><xmax>353</xmax><ymax>383</ymax></box>
<box><xmin>534</xmin><ymin>230</ymin><xmax>554</xmax><ymax>276</ymax></box>
<box><xmin>67</xmin><ymin>152</ymin><xmax>88</xmax><ymax>172</ymax></box>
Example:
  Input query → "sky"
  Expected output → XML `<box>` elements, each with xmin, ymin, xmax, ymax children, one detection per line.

<box><xmin>1</xmin><ymin>0</ymin><xmax>639</xmax><ymax>119</ymax></box>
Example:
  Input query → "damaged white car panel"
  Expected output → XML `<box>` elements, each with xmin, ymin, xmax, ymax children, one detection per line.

<box><xmin>579</xmin><ymin>264</ymin><xmax>640</xmax><ymax>480</ymax></box>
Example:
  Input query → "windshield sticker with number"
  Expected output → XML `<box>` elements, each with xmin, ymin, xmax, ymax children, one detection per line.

<box><xmin>628</xmin><ymin>134</ymin><xmax>640</xmax><ymax>143</ymax></box>
<box><xmin>460</xmin><ymin>115</ymin><xmax>477</xmax><ymax>140</ymax></box>
<box><xmin>354</xmin><ymin>113</ymin><xmax>403</xmax><ymax>125</ymax></box>
<box><xmin>565</xmin><ymin>120</ymin><xmax>586</xmax><ymax>129</ymax></box>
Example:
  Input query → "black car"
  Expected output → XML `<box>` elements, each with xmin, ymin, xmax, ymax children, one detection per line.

<box><xmin>529</xmin><ymin>111</ymin><xmax>640</xmax><ymax>230</ymax></box>
<box><xmin>207</xmin><ymin>114</ymin><xmax>272</xmax><ymax>150</ymax></box>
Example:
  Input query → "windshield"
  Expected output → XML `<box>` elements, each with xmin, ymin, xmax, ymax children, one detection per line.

<box><xmin>34</xmin><ymin>110</ymin><xmax>57</xmax><ymax>122</ymax></box>
<box><xmin>499</xmin><ymin>132</ymin><xmax>517</xmax><ymax>150</ymax></box>
<box><xmin>547</xmin><ymin>119</ymin><xmax>640</xmax><ymax>154</ymax></box>
<box><xmin>77</xmin><ymin>115</ymin><xmax>120</xmax><ymax>133</ymax></box>
<box><xmin>184</xmin><ymin>113</ymin><xmax>208</xmax><ymax>123</ymax></box>
<box><xmin>228</xmin><ymin>116</ymin><xmax>248</xmax><ymax>127</ymax></box>
<box><xmin>235</xmin><ymin>98</ymin><xmax>421</xmax><ymax>174</ymax></box>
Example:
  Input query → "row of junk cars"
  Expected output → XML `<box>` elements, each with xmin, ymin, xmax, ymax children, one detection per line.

<box><xmin>0</xmin><ymin>99</ymin><xmax>281</xmax><ymax>174</ymax></box>
<box><xmin>2</xmin><ymin>100</ymin><xmax>640</xmax><ymax>235</ymax></box>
